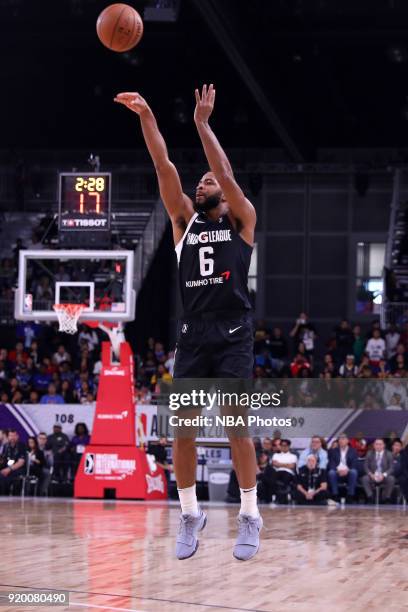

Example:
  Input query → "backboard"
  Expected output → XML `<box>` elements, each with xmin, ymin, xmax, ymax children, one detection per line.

<box><xmin>14</xmin><ymin>249</ymin><xmax>135</xmax><ymax>323</ymax></box>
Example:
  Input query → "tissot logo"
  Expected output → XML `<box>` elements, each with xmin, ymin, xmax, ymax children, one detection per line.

<box><xmin>62</xmin><ymin>218</ymin><xmax>107</xmax><ymax>228</ymax></box>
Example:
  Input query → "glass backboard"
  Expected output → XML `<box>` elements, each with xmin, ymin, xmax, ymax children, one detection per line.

<box><xmin>14</xmin><ymin>249</ymin><xmax>135</xmax><ymax>323</ymax></box>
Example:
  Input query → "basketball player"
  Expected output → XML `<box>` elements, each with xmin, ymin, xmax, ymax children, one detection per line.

<box><xmin>114</xmin><ymin>84</ymin><xmax>262</xmax><ymax>560</ymax></box>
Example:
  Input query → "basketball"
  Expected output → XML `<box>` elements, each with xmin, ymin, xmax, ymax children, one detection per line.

<box><xmin>96</xmin><ymin>3</ymin><xmax>143</xmax><ymax>52</ymax></box>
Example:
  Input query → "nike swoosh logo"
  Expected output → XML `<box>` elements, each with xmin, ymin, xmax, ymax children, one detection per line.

<box><xmin>229</xmin><ymin>326</ymin><xmax>242</xmax><ymax>334</ymax></box>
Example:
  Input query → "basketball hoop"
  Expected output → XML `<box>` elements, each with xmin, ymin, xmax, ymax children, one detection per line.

<box><xmin>53</xmin><ymin>303</ymin><xmax>86</xmax><ymax>334</ymax></box>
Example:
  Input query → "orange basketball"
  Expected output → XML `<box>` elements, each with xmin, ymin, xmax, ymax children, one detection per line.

<box><xmin>96</xmin><ymin>3</ymin><xmax>144</xmax><ymax>52</ymax></box>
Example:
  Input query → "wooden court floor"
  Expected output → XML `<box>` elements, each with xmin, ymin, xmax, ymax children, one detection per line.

<box><xmin>1</xmin><ymin>498</ymin><xmax>408</xmax><ymax>612</ymax></box>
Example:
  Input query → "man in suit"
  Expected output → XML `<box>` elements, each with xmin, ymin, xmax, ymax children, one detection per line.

<box><xmin>361</xmin><ymin>438</ymin><xmax>395</xmax><ymax>503</ymax></box>
<box><xmin>328</xmin><ymin>433</ymin><xmax>359</xmax><ymax>503</ymax></box>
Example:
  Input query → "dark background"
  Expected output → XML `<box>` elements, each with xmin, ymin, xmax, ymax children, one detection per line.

<box><xmin>3</xmin><ymin>0</ymin><xmax>408</xmax><ymax>158</ymax></box>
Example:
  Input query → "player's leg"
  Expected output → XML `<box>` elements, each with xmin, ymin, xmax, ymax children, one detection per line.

<box><xmin>214</xmin><ymin>317</ymin><xmax>262</xmax><ymax>560</ymax></box>
<box><xmin>172</xmin><ymin>328</ymin><xmax>210</xmax><ymax>560</ymax></box>
<box><xmin>173</xmin><ymin>432</ymin><xmax>207</xmax><ymax>560</ymax></box>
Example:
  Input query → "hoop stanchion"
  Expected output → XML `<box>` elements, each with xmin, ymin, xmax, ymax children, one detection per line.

<box><xmin>53</xmin><ymin>303</ymin><xmax>86</xmax><ymax>334</ymax></box>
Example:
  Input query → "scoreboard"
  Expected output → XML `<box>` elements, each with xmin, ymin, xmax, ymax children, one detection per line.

<box><xmin>58</xmin><ymin>172</ymin><xmax>112</xmax><ymax>245</ymax></box>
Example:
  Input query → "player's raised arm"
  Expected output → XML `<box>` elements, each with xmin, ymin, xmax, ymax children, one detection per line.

<box><xmin>193</xmin><ymin>84</ymin><xmax>256</xmax><ymax>244</ymax></box>
<box><xmin>114</xmin><ymin>92</ymin><xmax>194</xmax><ymax>235</ymax></box>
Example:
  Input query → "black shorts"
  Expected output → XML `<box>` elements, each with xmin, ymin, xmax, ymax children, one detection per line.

<box><xmin>173</xmin><ymin>311</ymin><xmax>254</xmax><ymax>379</ymax></box>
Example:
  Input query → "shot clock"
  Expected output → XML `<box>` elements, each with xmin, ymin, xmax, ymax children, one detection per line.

<box><xmin>58</xmin><ymin>172</ymin><xmax>112</xmax><ymax>246</ymax></box>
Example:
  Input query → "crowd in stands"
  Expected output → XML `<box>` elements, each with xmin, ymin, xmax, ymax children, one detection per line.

<box><xmin>0</xmin><ymin>424</ymin><xmax>90</xmax><ymax>495</ymax></box>
<box><xmin>225</xmin><ymin>432</ymin><xmax>408</xmax><ymax>506</ymax></box>
<box><xmin>0</xmin><ymin>310</ymin><xmax>407</xmax><ymax>406</ymax></box>
<box><xmin>2</xmin><ymin>425</ymin><xmax>408</xmax><ymax>505</ymax></box>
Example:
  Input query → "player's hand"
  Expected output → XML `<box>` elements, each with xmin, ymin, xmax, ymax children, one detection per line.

<box><xmin>194</xmin><ymin>84</ymin><xmax>216</xmax><ymax>123</ymax></box>
<box><xmin>114</xmin><ymin>92</ymin><xmax>150</xmax><ymax>115</ymax></box>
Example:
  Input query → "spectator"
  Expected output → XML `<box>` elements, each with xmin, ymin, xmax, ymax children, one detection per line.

<box><xmin>27</xmin><ymin>436</ymin><xmax>45</xmax><ymax>478</ymax></box>
<box><xmin>386</xmin><ymin>324</ymin><xmax>401</xmax><ymax>359</ymax></box>
<box><xmin>252</xmin><ymin>436</ymin><xmax>262</xmax><ymax>456</ymax></box>
<box><xmin>361</xmin><ymin>438</ymin><xmax>395</xmax><ymax>503</ymax></box>
<box><xmin>77</xmin><ymin>325</ymin><xmax>99</xmax><ymax>353</ymax></box>
<box><xmin>165</xmin><ymin>350</ymin><xmax>175</xmax><ymax>376</ymax></box>
<box><xmin>40</xmin><ymin>383</ymin><xmax>65</xmax><ymax>405</ymax></box>
<box><xmin>335</xmin><ymin>320</ymin><xmax>354</xmax><ymax>363</ymax></box>
<box><xmin>290</xmin><ymin>353</ymin><xmax>311</xmax><ymax>377</ymax></box>
<box><xmin>260</xmin><ymin>437</ymin><xmax>273</xmax><ymax>459</ymax></box>
<box><xmin>327</xmin><ymin>433</ymin><xmax>358</xmax><ymax>503</ymax></box>
<box><xmin>254</xmin><ymin>319</ymin><xmax>271</xmax><ymax>355</ymax></box>
<box><xmin>350</xmin><ymin>432</ymin><xmax>369</xmax><ymax>459</ymax></box>
<box><xmin>298</xmin><ymin>436</ymin><xmax>328</xmax><ymax>469</ymax></box>
<box><xmin>261</xmin><ymin>328</ymin><xmax>284</xmax><ymax>372</ymax></box>
<box><xmin>0</xmin><ymin>429</ymin><xmax>26</xmax><ymax>495</ymax></box>
<box><xmin>60</xmin><ymin>381</ymin><xmax>75</xmax><ymax>403</ymax></box>
<box><xmin>391</xmin><ymin>439</ymin><xmax>404</xmax><ymax>493</ymax></box>
<box><xmin>35</xmin><ymin>276</ymin><xmax>53</xmax><ymax>301</ymax></box>
<box><xmin>338</xmin><ymin>355</ymin><xmax>358</xmax><ymax>378</ymax></box>
<box><xmin>8</xmin><ymin>341</ymin><xmax>28</xmax><ymax>364</ymax></box>
<box><xmin>296</xmin><ymin>455</ymin><xmax>328</xmax><ymax>505</ymax></box>
<box><xmin>0</xmin><ymin>429</ymin><xmax>8</xmax><ymax>454</ymax></box>
<box><xmin>383</xmin><ymin>377</ymin><xmax>407</xmax><ymax>409</ymax></box>
<box><xmin>271</xmin><ymin>439</ymin><xmax>297</xmax><ymax>502</ymax></box>
<box><xmin>154</xmin><ymin>342</ymin><xmax>166</xmax><ymax>363</ymax></box>
<box><xmin>54</xmin><ymin>265</ymin><xmax>70</xmax><ymax>283</ymax></box>
<box><xmin>271</xmin><ymin>438</ymin><xmax>282</xmax><ymax>454</ymax></box>
<box><xmin>352</xmin><ymin>325</ymin><xmax>366</xmax><ymax>364</ymax></box>
<box><xmin>32</xmin><ymin>364</ymin><xmax>53</xmax><ymax>393</ymax></box>
<box><xmin>256</xmin><ymin>451</ymin><xmax>277</xmax><ymax>503</ymax></box>
<box><xmin>29</xmin><ymin>340</ymin><xmax>41</xmax><ymax>366</ymax></box>
<box><xmin>53</xmin><ymin>344</ymin><xmax>71</xmax><ymax>366</ymax></box>
<box><xmin>76</xmin><ymin>381</ymin><xmax>91</xmax><ymax>403</ymax></box>
<box><xmin>366</xmin><ymin>329</ymin><xmax>386</xmax><ymax>366</ymax></box>
<box><xmin>16</xmin><ymin>322</ymin><xmax>40</xmax><ymax>350</ymax></box>
<box><xmin>255</xmin><ymin>451</ymin><xmax>271</xmax><ymax>502</ymax></box>
<box><xmin>391</xmin><ymin>354</ymin><xmax>407</xmax><ymax>377</ymax></box>
<box><xmin>321</xmin><ymin>353</ymin><xmax>336</xmax><ymax>377</ymax></box>
<box><xmin>12</xmin><ymin>237</ymin><xmax>25</xmax><ymax>260</ymax></box>
<box><xmin>376</xmin><ymin>358</ymin><xmax>390</xmax><ymax>379</ymax></box>
<box><xmin>46</xmin><ymin>424</ymin><xmax>71</xmax><ymax>483</ymax></box>
<box><xmin>70</xmin><ymin>423</ymin><xmax>90</xmax><ymax>475</ymax></box>
<box><xmin>389</xmin><ymin>343</ymin><xmax>408</xmax><ymax>372</ymax></box>
<box><xmin>290</xmin><ymin>313</ymin><xmax>317</xmax><ymax>362</ymax></box>
<box><xmin>59</xmin><ymin>362</ymin><xmax>74</xmax><ymax>384</ymax></box>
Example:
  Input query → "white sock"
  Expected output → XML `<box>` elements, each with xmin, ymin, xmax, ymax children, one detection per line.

<box><xmin>240</xmin><ymin>486</ymin><xmax>259</xmax><ymax>518</ymax></box>
<box><xmin>178</xmin><ymin>484</ymin><xmax>199</xmax><ymax>516</ymax></box>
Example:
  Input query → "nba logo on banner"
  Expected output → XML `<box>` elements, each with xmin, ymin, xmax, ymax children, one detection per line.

<box><xmin>182</xmin><ymin>324</ymin><xmax>188</xmax><ymax>333</ymax></box>
<box><xmin>84</xmin><ymin>453</ymin><xmax>95</xmax><ymax>474</ymax></box>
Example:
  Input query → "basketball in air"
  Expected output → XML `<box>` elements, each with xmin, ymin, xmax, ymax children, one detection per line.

<box><xmin>96</xmin><ymin>4</ymin><xmax>144</xmax><ymax>52</ymax></box>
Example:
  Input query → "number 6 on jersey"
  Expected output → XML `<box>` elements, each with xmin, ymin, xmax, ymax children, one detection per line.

<box><xmin>199</xmin><ymin>246</ymin><xmax>214</xmax><ymax>276</ymax></box>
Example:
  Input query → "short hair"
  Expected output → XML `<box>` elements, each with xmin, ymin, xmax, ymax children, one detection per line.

<box><xmin>280</xmin><ymin>439</ymin><xmax>291</xmax><ymax>446</ymax></box>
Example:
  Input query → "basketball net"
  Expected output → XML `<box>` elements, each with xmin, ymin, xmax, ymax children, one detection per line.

<box><xmin>53</xmin><ymin>303</ymin><xmax>86</xmax><ymax>335</ymax></box>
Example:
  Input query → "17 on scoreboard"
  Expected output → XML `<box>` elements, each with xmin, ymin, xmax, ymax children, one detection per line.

<box><xmin>58</xmin><ymin>172</ymin><xmax>112</xmax><ymax>232</ymax></box>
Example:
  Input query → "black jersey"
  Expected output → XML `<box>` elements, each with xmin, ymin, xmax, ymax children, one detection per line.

<box><xmin>175</xmin><ymin>212</ymin><xmax>252</xmax><ymax>315</ymax></box>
